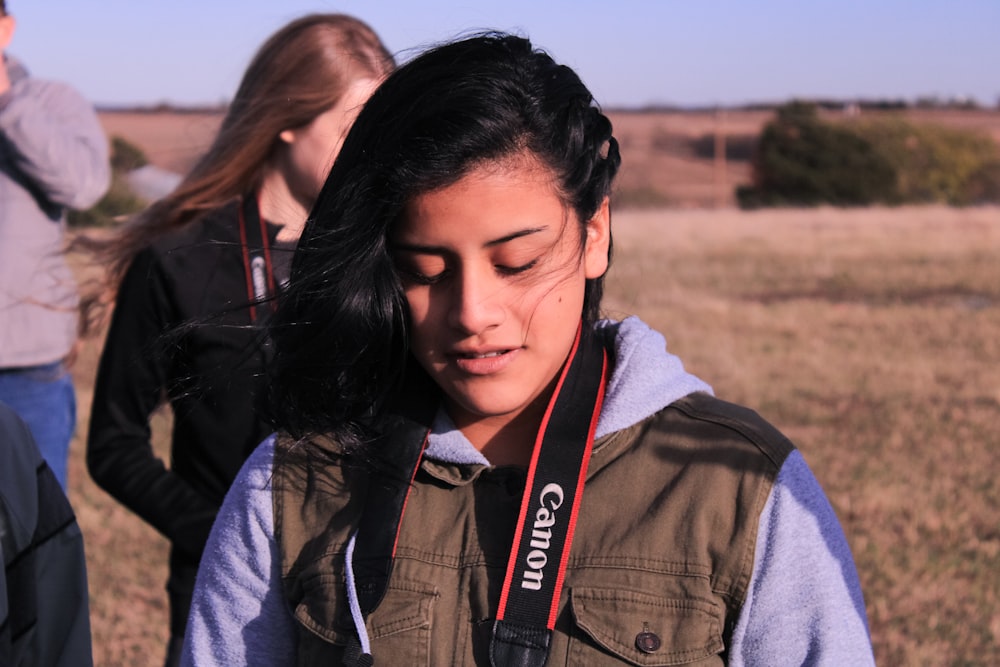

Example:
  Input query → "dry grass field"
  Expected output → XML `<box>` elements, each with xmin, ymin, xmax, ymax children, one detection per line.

<box><xmin>68</xmin><ymin>109</ymin><xmax>1000</xmax><ymax>665</ymax></box>
<box><xmin>98</xmin><ymin>107</ymin><xmax>1000</xmax><ymax>210</ymax></box>
<box><xmin>604</xmin><ymin>205</ymin><xmax>1000</xmax><ymax>666</ymax></box>
<box><xmin>98</xmin><ymin>111</ymin><xmax>224</xmax><ymax>175</ymax></box>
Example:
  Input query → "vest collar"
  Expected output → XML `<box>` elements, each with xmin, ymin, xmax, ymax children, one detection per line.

<box><xmin>419</xmin><ymin>420</ymin><xmax>646</xmax><ymax>489</ymax></box>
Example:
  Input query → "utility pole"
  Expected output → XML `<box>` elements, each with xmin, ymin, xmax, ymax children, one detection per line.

<box><xmin>714</xmin><ymin>107</ymin><xmax>728</xmax><ymax>208</ymax></box>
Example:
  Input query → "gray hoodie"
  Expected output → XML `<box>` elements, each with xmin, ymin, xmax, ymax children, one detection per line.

<box><xmin>0</xmin><ymin>56</ymin><xmax>110</xmax><ymax>367</ymax></box>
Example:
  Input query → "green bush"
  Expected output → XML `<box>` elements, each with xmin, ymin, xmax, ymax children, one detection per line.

<box><xmin>739</xmin><ymin>101</ymin><xmax>897</xmax><ymax>208</ymax></box>
<box><xmin>739</xmin><ymin>102</ymin><xmax>1000</xmax><ymax>208</ymax></box>
<box><xmin>852</xmin><ymin>117</ymin><xmax>1000</xmax><ymax>205</ymax></box>
<box><xmin>962</xmin><ymin>160</ymin><xmax>1000</xmax><ymax>204</ymax></box>
<box><xmin>109</xmin><ymin>135</ymin><xmax>148</xmax><ymax>172</ymax></box>
<box><xmin>67</xmin><ymin>136</ymin><xmax>149</xmax><ymax>227</ymax></box>
<box><xmin>67</xmin><ymin>173</ymin><xmax>147</xmax><ymax>228</ymax></box>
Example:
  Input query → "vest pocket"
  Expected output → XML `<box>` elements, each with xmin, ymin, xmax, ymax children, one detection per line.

<box><xmin>292</xmin><ymin>573</ymin><xmax>438</xmax><ymax>665</ymax></box>
<box><xmin>366</xmin><ymin>578</ymin><xmax>438</xmax><ymax>665</ymax></box>
<box><xmin>568</xmin><ymin>586</ymin><xmax>724</xmax><ymax>666</ymax></box>
<box><xmin>292</xmin><ymin>572</ymin><xmax>355</xmax><ymax>645</ymax></box>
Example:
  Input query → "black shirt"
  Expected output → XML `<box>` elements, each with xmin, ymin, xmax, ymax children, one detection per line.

<box><xmin>87</xmin><ymin>201</ymin><xmax>281</xmax><ymax>562</ymax></box>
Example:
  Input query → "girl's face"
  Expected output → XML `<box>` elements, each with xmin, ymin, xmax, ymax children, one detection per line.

<box><xmin>278</xmin><ymin>78</ymin><xmax>379</xmax><ymax>208</ymax></box>
<box><xmin>392</xmin><ymin>155</ymin><xmax>610</xmax><ymax>448</ymax></box>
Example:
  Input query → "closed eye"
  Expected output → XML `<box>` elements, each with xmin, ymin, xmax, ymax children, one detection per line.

<box><xmin>496</xmin><ymin>259</ymin><xmax>538</xmax><ymax>276</ymax></box>
<box><xmin>397</xmin><ymin>266</ymin><xmax>450</xmax><ymax>285</ymax></box>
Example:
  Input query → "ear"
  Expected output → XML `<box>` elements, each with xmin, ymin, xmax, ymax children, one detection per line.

<box><xmin>583</xmin><ymin>196</ymin><xmax>611</xmax><ymax>279</ymax></box>
<box><xmin>0</xmin><ymin>15</ymin><xmax>16</xmax><ymax>51</ymax></box>
<box><xmin>278</xmin><ymin>128</ymin><xmax>296</xmax><ymax>145</ymax></box>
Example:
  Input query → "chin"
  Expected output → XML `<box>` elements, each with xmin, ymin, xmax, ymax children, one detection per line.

<box><xmin>447</xmin><ymin>387</ymin><xmax>526</xmax><ymax>421</ymax></box>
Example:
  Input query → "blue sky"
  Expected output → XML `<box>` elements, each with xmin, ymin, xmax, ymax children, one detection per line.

<box><xmin>8</xmin><ymin>0</ymin><xmax>999</xmax><ymax>109</ymax></box>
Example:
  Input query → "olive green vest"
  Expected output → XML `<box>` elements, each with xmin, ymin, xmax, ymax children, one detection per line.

<box><xmin>274</xmin><ymin>393</ymin><xmax>794</xmax><ymax>665</ymax></box>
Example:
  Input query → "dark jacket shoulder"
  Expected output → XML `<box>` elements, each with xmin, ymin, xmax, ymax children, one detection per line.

<box><xmin>661</xmin><ymin>392</ymin><xmax>796</xmax><ymax>469</ymax></box>
<box><xmin>149</xmin><ymin>201</ymin><xmax>242</xmax><ymax>258</ymax></box>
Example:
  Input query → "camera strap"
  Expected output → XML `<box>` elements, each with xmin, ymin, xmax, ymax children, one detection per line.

<box><xmin>237</xmin><ymin>192</ymin><xmax>277</xmax><ymax>322</ymax></box>
<box><xmin>343</xmin><ymin>324</ymin><xmax>607</xmax><ymax>667</ymax></box>
<box><xmin>489</xmin><ymin>324</ymin><xmax>607</xmax><ymax>667</ymax></box>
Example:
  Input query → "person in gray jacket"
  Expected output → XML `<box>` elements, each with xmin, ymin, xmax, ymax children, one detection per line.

<box><xmin>1</xmin><ymin>401</ymin><xmax>94</xmax><ymax>666</ymax></box>
<box><xmin>0</xmin><ymin>0</ymin><xmax>111</xmax><ymax>489</ymax></box>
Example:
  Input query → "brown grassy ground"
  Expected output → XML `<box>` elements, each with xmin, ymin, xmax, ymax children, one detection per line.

<box><xmin>98</xmin><ymin>111</ymin><xmax>223</xmax><ymax>175</ymax></box>
<box><xmin>67</xmin><ymin>202</ymin><xmax>1000</xmax><ymax>666</ymax></box>
<box><xmin>96</xmin><ymin>108</ymin><xmax>757</xmax><ymax>207</ymax></box>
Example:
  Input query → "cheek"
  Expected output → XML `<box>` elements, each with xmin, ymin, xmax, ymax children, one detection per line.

<box><xmin>310</xmin><ymin>144</ymin><xmax>338</xmax><ymax>183</ymax></box>
<box><xmin>287</xmin><ymin>146</ymin><xmax>327</xmax><ymax>198</ymax></box>
<box><xmin>403</xmin><ymin>289</ymin><xmax>435</xmax><ymax>342</ymax></box>
<box><xmin>532</xmin><ymin>262</ymin><xmax>587</xmax><ymax>308</ymax></box>
<box><xmin>298</xmin><ymin>126</ymin><xmax>342</xmax><ymax>175</ymax></box>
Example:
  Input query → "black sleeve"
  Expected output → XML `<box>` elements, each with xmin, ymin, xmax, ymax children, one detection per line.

<box><xmin>86</xmin><ymin>249</ymin><xmax>217</xmax><ymax>559</ymax></box>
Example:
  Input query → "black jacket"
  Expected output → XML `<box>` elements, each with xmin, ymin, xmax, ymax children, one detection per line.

<box><xmin>87</xmin><ymin>201</ymin><xmax>280</xmax><ymax>565</ymax></box>
<box><xmin>1</xmin><ymin>403</ymin><xmax>93</xmax><ymax>666</ymax></box>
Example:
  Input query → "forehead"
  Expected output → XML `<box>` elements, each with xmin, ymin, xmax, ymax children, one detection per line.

<box><xmin>430</xmin><ymin>147</ymin><xmax>562</xmax><ymax>194</ymax></box>
<box><xmin>412</xmin><ymin>152</ymin><xmax>564</xmax><ymax>213</ymax></box>
<box><xmin>397</xmin><ymin>156</ymin><xmax>568</xmax><ymax>240</ymax></box>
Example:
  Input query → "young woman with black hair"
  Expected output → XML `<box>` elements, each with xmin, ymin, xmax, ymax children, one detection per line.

<box><xmin>183</xmin><ymin>34</ymin><xmax>875</xmax><ymax>666</ymax></box>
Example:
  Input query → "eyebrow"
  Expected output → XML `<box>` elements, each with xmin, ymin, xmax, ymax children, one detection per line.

<box><xmin>391</xmin><ymin>227</ymin><xmax>547</xmax><ymax>253</ymax></box>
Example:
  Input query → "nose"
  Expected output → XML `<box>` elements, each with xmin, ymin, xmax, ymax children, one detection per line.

<box><xmin>447</xmin><ymin>265</ymin><xmax>505</xmax><ymax>336</ymax></box>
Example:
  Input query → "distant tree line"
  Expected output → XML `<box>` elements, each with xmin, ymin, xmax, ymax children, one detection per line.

<box><xmin>618</xmin><ymin>94</ymin><xmax>998</xmax><ymax>114</ymax></box>
<box><xmin>95</xmin><ymin>102</ymin><xmax>229</xmax><ymax>114</ymax></box>
<box><xmin>738</xmin><ymin>101</ymin><xmax>1000</xmax><ymax>208</ymax></box>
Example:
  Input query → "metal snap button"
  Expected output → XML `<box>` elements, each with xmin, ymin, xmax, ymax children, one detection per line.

<box><xmin>635</xmin><ymin>622</ymin><xmax>661</xmax><ymax>653</ymax></box>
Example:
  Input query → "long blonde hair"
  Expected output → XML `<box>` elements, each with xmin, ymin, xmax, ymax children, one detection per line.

<box><xmin>79</xmin><ymin>13</ymin><xmax>392</xmax><ymax>334</ymax></box>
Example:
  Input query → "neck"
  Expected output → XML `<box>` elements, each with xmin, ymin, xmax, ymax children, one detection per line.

<box><xmin>452</xmin><ymin>397</ymin><xmax>549</xmax><ymax>468</ymax></box>
<box><xmin>256</xmin><ymin>167</ymin><xmax>309</xmax><ymax>242</ymax></box>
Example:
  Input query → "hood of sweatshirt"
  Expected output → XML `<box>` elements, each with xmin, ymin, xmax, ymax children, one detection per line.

<box><xmin>423</xmin><ymin>316</ymin><xmax>712</xmax><ymax>466</ymax></box>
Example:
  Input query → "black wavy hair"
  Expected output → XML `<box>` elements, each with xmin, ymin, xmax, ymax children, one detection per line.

<box><xmin>268</xmin><ymin>33</ymin><xmax>621</xmax><ymax>444</ymax></box>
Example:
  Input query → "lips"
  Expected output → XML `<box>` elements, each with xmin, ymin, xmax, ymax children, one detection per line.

<box><xmin>451</xmin><ymin>347</ymin><xmax>520</xmax><ymax>375</ymax></box>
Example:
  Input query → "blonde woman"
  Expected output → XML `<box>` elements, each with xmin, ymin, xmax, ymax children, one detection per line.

<box><xmin>84</xmin><ymin>14</ymin><xmax>393</xmax><ymax>665</ymax></box>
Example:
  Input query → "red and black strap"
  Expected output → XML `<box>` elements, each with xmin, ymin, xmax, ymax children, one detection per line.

<box><xmin>237</xmin><ymin>193</ymin><xmax>277</xmax><ymax>322</ymax></box>
<box><xmin>490</xmin><ymin>323</ymin><xmax>607</xmax><ymax>666</ymax></box>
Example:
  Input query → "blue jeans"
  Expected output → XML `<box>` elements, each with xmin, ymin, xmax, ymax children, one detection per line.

<box><xmin>0</xmin><ymin>361</ymin><xmax>76</xmax><ymax>489</ymax></box>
